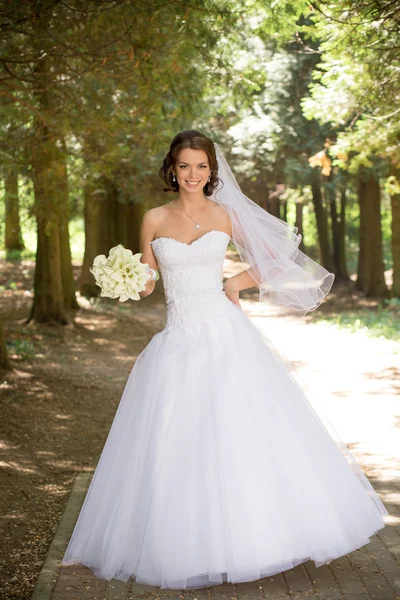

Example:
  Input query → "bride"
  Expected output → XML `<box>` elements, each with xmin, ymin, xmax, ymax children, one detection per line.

<box><xmin>61</xmin><ymin>130</ymin><xmax>388</xmax><ymax>589</ymax></box>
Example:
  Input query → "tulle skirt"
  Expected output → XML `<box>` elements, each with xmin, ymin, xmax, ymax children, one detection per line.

<box><xmin>61</xmin><ymin>295</ymin><xmax>388</xmax><ymax>589</ymax></box>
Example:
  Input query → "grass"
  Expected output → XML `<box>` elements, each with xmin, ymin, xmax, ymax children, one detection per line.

<box><xmin>0</xmin><ymin>281</ymin><xmax>19</xmax><ymax>292</ymax></box>
<box><xmin>312</xmin><ymin>298</ymin><xmax>400</xmax><ymax>342</ymax></box>
<box><xmin>6</xmin><ymin>339</ymin><xmax>37</xmax><ymax>361</ymax></box>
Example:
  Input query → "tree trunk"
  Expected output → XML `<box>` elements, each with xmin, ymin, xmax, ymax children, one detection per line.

<box><xmin>390</xmin><ymin>188</ymin><xmax>400</xmax><ymax>298</ymax></box>
<box><xmin>338</xmin><ymin>189</ymin><xmax>349</xmax><ymax>280</ymax></box>
<box><xmin>117</xmin><ymin>200</ymin><xmax>131</xmax><ymax>249</ymax></box>
<box><xmin>27</xmin><ymin>15</ymin><xmax>76</xmax><ymax>322</ymax></box>
<box><xmin>127</xmin><ymin>200</ymin><xmax>147</xmax><ymax>254</ymax></box>
<box><xmin>58</xmin><ymin>137</ymin><xmax>79</xmax><ymax>310</ymax></box>
<box><xmin>258</xmin><ymin>182</ymin><xmax>268</xmax><ymax>211</ymax></box>
<box><xmin>268</xmin><ymin>194</ymin><xmax>280</xmax><ymax>218</ymax></box>
<box><xmin>79</xmin><ymin>177</ymin><xmax>105</xmax><ymax>298</ymax></box>
<box><xmin>28</xmin><ymin>55</ymin><xmax>68</xmax><ymax>324</ymax></box>
<box><xmin>326</xmin><ymin>182</ymin><xmax>348</xmax><ymax>280</ymax></box>
<box><xmin>5</xmin><ymin>167</ymin><xmax>24</xmax><ymax>251</ymax></box>
<box><xmin>282</xmin><ymin>200</ymin><xmax>288</xmax><ymax>222</ymax></box>
<box><xmin>0</xmin><ymin>319</ymin><xmax>11</xmax><ymax>371</ymax></box>
<box><xmin>366</xmin><ymin>173</ymin><xmax>387</xmax><ymax>296</ymax></box>
<box><xmin>356</xmin><ymin>175</ymin><xmax>368</xmax><ymax>290</ymax></box>
<box><xmin>295</xmin><ymin>200</ymin><xmax>306</xmax><ymax>253</ymax></box>
<box><xmin>326</xmin><ymin>183</ymin><xmax>340</xmax><ymax>273</ymax></box>
<box><xmin>97</xmin><ymin>176</ymin><xmax>114</xmax><ymax>255</ymax></box>
<box><xmin>310</xmin><ymin>168</ymin><xmax>335</xmax><ymax>272</ymax></box>
<box><xmin>30</xmin><ymin>131</ymin><xmax>78</xmax><ymax>319</ymax></box>
<box><xmin>108</xmin><ymin>180</ymin><xmax>120</xmax><ymax>249</ymax></box>
<box><xmin>356</xmin><ymin>170</ymin><xmax>387</xmax><ymax>296</ymax></box>
<box><xmin>388</xmin><ymin>166</ymin><xmax>400</xmax><ymax>297</ymax></box>
<box><xmin>29</xmin><ymin>117</ymin><xmax>67</xmax><ymax>324</ymax></box>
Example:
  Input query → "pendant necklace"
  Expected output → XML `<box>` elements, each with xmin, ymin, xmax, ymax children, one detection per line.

<box><xmin>176</xmin><ymin>197</ymin><xmax>208</xmax><ymax>229</ymax></box>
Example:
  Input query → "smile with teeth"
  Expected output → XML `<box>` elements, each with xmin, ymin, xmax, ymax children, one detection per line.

<box><xmin>186</xmin><ymin>180</ymin><xmax>201</xmax><ymax>186</ymax></box>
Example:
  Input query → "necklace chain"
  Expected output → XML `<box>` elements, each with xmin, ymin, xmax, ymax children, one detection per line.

<box><xmin>176</xmin><ymin>196</ymin><xmax>208</xmax><ymax>229</ymax></box>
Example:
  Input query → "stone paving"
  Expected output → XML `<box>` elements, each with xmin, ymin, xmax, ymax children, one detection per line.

<box><xmin>34</xmin><ymin>484</ymin><xmax>400</xmax><ymax>600</ymax></box>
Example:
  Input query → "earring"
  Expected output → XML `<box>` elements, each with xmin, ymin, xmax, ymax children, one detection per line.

<box><xmin>172</xmin><ymin>174</ymin><xmax>176</xmax><ymax>182</ymax></box>
<box><xmin>208</xmin><ymin>175</ymin><xmax>211</xmax><ymax>182</ymax></box>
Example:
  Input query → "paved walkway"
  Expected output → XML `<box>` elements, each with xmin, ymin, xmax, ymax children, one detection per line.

<box><xmin>31</xmin><ymin>471</ymin><xmax>400</xmax><ymax>600</ymax></box>
<box><xmin>30</xmin><ymin>278</ymin><xmax>400</xmax><ymax>600</ymax></box>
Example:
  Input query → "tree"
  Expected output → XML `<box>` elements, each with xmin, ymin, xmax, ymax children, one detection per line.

<box><xmin>219</xmin><ymin>22</ymin><xmax>339</xmax><ymax>271</ymax></box>
<box><xmin>29</xmin><ymin>97</ymin><xmax>75</xmax><ymax>323</ymax></box>
<box><xmin>356</xmin><ymin>168</ymin><xmax>388</xmax><ymax>297</ymax></box>
<box><xmin>310</xmin><ymin>166</ymin><xmax>335</xmax><ymax>272</ymax></box>
<box><xmin>390</xmin><ymin>172</ymin><xmax>400</xmax><ymax>297</ymax></box>
<box><xmin>1</xmin><ymin>0</ymin><xmax>267</xmax><ymax>319</ymax></box>
<box><xmin>4</xmin><ymin>166</ymin><xmax>24</xmax><ymax>251</ymax></box>
<box><xmin>300</xmin><ymin>1</ymin><xmax>399</xmax><ymax>295</ymax></box>
<box><xmin>0</xmin><ymin>320</ymin><xmax>11</xmax><ymax>371</ymax></box>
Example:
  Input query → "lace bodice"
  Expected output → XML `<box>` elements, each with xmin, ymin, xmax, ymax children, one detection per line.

<box><xmin>150</xmin><ymin>230</ymin><xmax>233</xmax><ymax>334</ymax></box>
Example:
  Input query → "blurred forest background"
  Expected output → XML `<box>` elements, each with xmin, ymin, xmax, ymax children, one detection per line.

<box><xmin>1</xmin><ymin>3</ymin><xmax>400</xmax><ymax>598</ymax></box>
<box><xmin>1</xmin><ymin>0</ymin><xmax>400</xmax><ymax>367</ymax></box>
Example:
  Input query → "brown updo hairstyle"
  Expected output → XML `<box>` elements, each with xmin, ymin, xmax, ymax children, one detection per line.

<box><xmin>159</xmin><ymin>130</ymin><xmax>220</xmax><ymax>197</ymax></box>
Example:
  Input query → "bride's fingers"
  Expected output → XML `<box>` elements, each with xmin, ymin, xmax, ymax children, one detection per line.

<box><xmin>227</xmin><ymin>296</ymin><xmax>242</xmax><ymax>309</ymax></box>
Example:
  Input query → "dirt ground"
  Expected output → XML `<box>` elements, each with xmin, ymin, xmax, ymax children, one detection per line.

<box><xmin>0</xmin><ymin>254</ymin><xmax>394</xmax><ymax>600</ymax></box>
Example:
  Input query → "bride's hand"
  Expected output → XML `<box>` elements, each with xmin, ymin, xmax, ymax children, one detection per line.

<box><xmin>223</xmin><ymin>282</ymin><xmax>241</xmax><ymax>308</ymax></box>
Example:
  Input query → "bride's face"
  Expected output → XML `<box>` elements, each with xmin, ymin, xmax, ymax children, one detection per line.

<box><xmin>174</xmin><ymin>148</ymin><xmax>211</xmax><ymax>193</ymax></box>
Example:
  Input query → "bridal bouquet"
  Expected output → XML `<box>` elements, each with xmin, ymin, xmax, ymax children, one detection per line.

<box><xmin>90</xmin><ymin>244</ymin><xmax>159</xmax><ymax>302</ymax></box>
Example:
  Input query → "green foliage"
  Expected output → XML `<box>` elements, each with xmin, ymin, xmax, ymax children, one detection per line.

<box><xmin>0</xmin><ymin>0</ymin><xmax>271</xmax><ymax>210</ymax></box>
<box><xmin>301</xmin><ymin>1</ymin><xmax>400</xmax><ymax>176</ymax></box>
<box><xmin>312</xmin><ymin>299</ymin><xmax>400</xmax><ymax>342</ymax></box>
<box><xmin>0</xmin><ymin>280</ymin><xmax>17</xmax><ymax>292</ymax></box>
<box><xmin>0</xmin><ymin>0</ymin><xmax>397</xmax><ymax>295</ymax></box>
<box><xmin>6</xmin><ymin>339</ymin><xmax>36</xmax><ymax>361</ymax></box>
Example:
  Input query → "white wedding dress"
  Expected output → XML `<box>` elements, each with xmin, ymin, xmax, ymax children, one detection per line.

<box><xmin>61</xmin><ymin>229</ymin><xmax>388</xmax><ymax>589</ymax></box>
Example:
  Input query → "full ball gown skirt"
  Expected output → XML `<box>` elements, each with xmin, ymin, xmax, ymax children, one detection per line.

<box><xmin>61</xmin><ymin>230</ymin><xmax>388</xmax><ymax>589</ymax></box>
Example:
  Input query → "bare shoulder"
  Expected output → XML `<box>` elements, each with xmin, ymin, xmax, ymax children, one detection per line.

<box><xmin>142</xmin><ymin>204</ymin><xmax>170</xmax><ymax>230</ymax></box>
<box><xmin>209</xmin><ymin>198</ymin><xmax>233</xmax><ymax>236</ymax></box>
<box><xmin>142</xmin><ymin>204</ymin><xmax>169</xmax><ymax>221</ymax></box>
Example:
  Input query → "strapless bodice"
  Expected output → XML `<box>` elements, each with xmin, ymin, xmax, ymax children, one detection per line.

<box><xmin>150</xmin><ymin>230</ymin><xmax>233</xmax><ymax>334</ymax></box>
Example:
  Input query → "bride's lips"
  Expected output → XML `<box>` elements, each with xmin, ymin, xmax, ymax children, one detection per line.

<box><xmin>185</xmin><ymin>180</ymin><xmax>202</xmax><ymax>187</ymax></box>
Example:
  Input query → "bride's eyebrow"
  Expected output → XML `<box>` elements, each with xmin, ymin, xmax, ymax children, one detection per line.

<box><xmin>178</xmin><ymin>162</ymin><xmax>208</xmax><ymax>165</ymax></box>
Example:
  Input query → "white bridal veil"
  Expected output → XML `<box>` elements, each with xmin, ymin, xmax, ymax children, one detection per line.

<box><xmin>211</xmin><ymin>142</ymin><xmax>335</xmax><ymax>315</ymax></box>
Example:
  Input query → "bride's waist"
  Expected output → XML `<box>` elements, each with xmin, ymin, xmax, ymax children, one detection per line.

<box><xmin>164</xmin><ymin>284</ymin><xmax>225</xmax><ymax>305</ymax></box>
<box><xmin>164</xmin><ymin>287</ymin><xmax>231</xmax><ymax>330</ymax></box>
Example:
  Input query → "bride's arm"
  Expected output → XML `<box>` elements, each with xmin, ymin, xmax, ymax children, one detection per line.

<box><xmin>139</xmin><ymin>210</ymin><xmax>158</xmax><ymax>298</ymax></box>
<box><xmin>224</xmin><ymin>268</ymin><xmax>258</xmax><ymax>293</ymax></box>
<box><xmin>222</xmin><ymin>209</ymin><xmax>258</xmax><ymax>295</ymax></box>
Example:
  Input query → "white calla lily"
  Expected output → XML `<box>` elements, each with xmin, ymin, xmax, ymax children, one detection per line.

<box><xmin>90</xmin><ymin>244</ymin><xmax>157</xmax><ymax>302</ymax></box>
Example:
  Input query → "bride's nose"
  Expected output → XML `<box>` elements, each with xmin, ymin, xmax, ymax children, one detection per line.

<box><xmin>189</xmin><ymin>167</ymin><xmax>204</xmax><ymax>179</ymax></box>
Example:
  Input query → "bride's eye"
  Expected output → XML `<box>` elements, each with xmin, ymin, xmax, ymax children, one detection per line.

<box><xmin>178</xmin><ymin>165</ymin><xmax>208</xmax><ymax>169</ymax></box>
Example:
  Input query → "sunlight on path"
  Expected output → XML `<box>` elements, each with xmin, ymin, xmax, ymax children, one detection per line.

<box><xmin>241</xmin><ymin>297</ymin><xmax>400</xmax><ymax>483</ymax></box>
